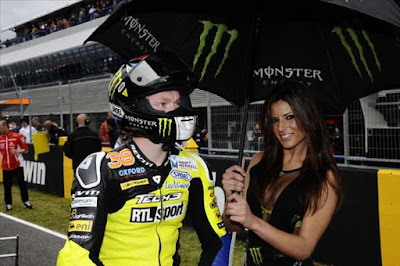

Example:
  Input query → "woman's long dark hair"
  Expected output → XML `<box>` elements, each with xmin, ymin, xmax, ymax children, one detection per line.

<box><xmin>254</xmin><ymin>81</ymin><xmax>344</xmax><ymax>214</ymax></box>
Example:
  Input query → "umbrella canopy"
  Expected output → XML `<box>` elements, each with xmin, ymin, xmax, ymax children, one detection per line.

<box><xmin>85</xmin><ymin>0</ymin><xmax>400</xmax><ymax>115</ymax></box>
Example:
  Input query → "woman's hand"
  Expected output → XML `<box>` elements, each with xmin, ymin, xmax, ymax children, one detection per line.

<box><xmin>221</xmin><ymin>163</ymin><xmax>245</xmax><ymax>197</ymax></box>
<box><xmin>225</xmin><ymin>193</ymin><xmax>256</xmax><ymax>229</ymax></box>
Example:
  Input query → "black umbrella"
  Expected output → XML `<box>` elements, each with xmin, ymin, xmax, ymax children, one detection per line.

<box><xmin>86</xmin><ymin>0</ymin><xmax>400</xmax><ymax>112</ymax></box>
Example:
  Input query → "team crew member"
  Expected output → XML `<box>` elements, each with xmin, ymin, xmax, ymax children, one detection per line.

<box><xmin>0</xmin><ymin>120</ymin><xmax>33</xmax><ymax>211</ymax></box>
<box><xmin>64</xmin><ymin>113</ymin><xmax>102</xmax><ymax>173</ymax></box>
<box><xmin>57</xmin><ymin>52</ymin><xmax>230</xmax><ymax>265</ymax></box>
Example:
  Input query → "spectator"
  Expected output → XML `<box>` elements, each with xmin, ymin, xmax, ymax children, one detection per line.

<box><xmin>63</xmin><ymin>114</ymin><xmax>102</xmax><ymax>172</ymax></box>
<box><xmin>106</xmin><ymin>117</ymin><xmax>121</xmax><ymax>148</ymax></box>
<box><xmin>88</xmin><ymin>5</ymin><xmax>97</xmax><ymax>20</ymax></box>
<box><xmin>78</xmin><ymin>8</ymin><xmax>86</xmax><ymax>23</ymax></box>
<box><xmin>198</xmin><ymin>129</ymin><xmax>209</xmax><ymax>154</ymax></box>
<box><xmin>57</xmin><ymin>17</ymin><xmax>63</xmax><ymax>30</ymax></box>
<box><xmin>62</xmin><ymin>18</ymin><xmax>70</xmax><ymax>29</ymax></box>
<box><xmin>246</xmin><ymin>126</ymin><xmax>254</xmax><ymax>150</ymax></box>
<box><xmin>253</xmin><ymin>122</ymin><xmax>262</xmax><ymax>150</ymax></box>
<box><xmin>23</xmin><ymin>27</ymin><xmax>30</xmax><ymax>40</ymax></box>
<box><xmin>19</xmin><ymin>117</ymin><xmax>37</xmax><ymax>143</ymax></box>
<box><xmin>2</xmin><ymin>114</ymin><xmax>18</xmax><ymax>132</ymax></box>
<box><xmin>43</xmin><ymin>120</ymin><xmax>68</xmax><ymax>145</ymax></box>
<box><xmin>199</xmin><ymin>129</ymin><xmax>208</xmax><ymax>148</ymax></box>
<box><xmin>332</xmin><ymin>126</ymin><xmax>344</xmax><ymax>155</ymax></box>
<box><xmin>99</xmin><ymin>111</ymin><xmax>112</xmax><ymax>145</ymax></box>
<box><xmin>69</xmin><ymin>12</ymin><xmax>77</xmax><ymax>26</ymax></box>
<box><xmin>0</xmin><ymin>120</ymin><xmax>33</xmax><ymax>211</ymax></box>
<box><xmin>32</xmin><ymin>116</ymin><xmax>43</xmax><ymax>131</ymax></box>
<box><xmin>31</xmin><ymin>24</ymin><xmax>38</xmax><ymax>38</ymax></box>
<box><xmin>50</xmin><ymin>20</ymin><xmax>57</xmax><ymax>32</ymax></box>
<box><xmin>228</xmin><ymin>126</ymin><xmax>239</xmax><ymax>149</ymax></box>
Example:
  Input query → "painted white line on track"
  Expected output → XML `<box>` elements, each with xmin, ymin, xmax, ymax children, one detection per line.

<box><xmin>0</xmin><ymin>212</ymin><xmax>67</xmax><ymax>240</ymax></box>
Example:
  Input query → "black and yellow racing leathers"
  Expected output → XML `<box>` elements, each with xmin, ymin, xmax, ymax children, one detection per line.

<box><xmin>57</xmin><ymin>141</ymin><xmax>230</xmax><ymax>266</ymax></box>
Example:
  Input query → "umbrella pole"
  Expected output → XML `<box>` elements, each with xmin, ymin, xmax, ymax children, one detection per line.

<box><xmin>237</xmin><ymin>96</ymin><xmax>250</xmax><ymax>165</ymax></box>
<box><xmin>228</xmin><ymin>96</ymin><xmax>250</xmax><ymax>266</ymax></box>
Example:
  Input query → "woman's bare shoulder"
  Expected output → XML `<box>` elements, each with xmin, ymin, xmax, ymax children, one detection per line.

<box><xmin>248</xmin><ymin>151</ymin><xmax>264</xmax><ymax>170</ymax></box>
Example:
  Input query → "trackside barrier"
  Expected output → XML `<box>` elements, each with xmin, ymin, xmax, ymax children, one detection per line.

<box><xmin>0</xmin><ymin>235</ymin><xmax>19</xmax><ymax>266</ymax></box>
<box><xmin>23</xmin><ymin>144</ymin><xmax>64</xmax><ymax>196</ymax></box>
<box><xmin>377</xmin><ymin>169</ymin><xmax>400</xmax><ymax>266</ymax></box>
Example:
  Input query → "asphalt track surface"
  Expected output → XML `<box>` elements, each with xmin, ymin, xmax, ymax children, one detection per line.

<box><xmin>0</xmin><ymin>212</ymin><xmax>66</xmax><ymax>266</ymax></box>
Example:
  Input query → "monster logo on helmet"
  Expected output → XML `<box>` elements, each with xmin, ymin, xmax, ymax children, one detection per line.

<box><xmin>108</xmin><ymin>52</ymin><xmax>198</xmax><ymax>144</ymax></box>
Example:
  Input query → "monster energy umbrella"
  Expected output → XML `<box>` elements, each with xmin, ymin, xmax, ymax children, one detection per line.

<box><xmin>85</xmin><ymin>0</ymin><xmax>400</xmax><ymax>115</ymax></box>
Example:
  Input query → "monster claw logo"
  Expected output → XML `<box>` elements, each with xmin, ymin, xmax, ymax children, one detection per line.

<box><xmin>109</xmin><ymin>68</ymin><xmax>123</xmax><ymax>99</ymax></box>
<box><xmin>158</xmin><ymin>118</ymin><xmax>172</xmax><ymax>137</ymax></box>
<box><xmin>332</xmin><ymin>26</ymin><xmax>381</xmax><ymax>82</ymax></box>
<box><xmin>249</xmin><ymin>247</ymin><xmax>263</xmax><ymax>265</ymax></box>
<box><xmin>193</xmin><ymin>21</ymin><xmax>238</xmax><ymax>80</ymax></box>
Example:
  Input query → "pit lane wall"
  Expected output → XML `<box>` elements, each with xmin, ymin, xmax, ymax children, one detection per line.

<box><xmin>0</xmin><ymin>149</ymin><xmax>398</xmax><ymax>265</ymax></box>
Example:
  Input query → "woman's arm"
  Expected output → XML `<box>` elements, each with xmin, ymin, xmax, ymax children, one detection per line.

<box><xmin>221</xmin><ymin>152</ymin><xmax>263</xmax><ymax>234</ymax></box>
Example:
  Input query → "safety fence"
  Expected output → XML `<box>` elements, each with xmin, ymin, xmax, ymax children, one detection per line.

<box><xmin>345</xmin><ymin>89</ymin><xmax>400</xmax><ymax>165</ymax></box>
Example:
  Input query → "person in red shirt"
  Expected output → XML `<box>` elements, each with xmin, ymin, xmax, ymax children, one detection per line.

<box><xmin>0</xmin><ymin>119</ymin><xmax>33</xmax><ymax>211</ymax></box>
<box><xmin>99</xmin><ymin>111</ymin><xmax>112</xmax><ymax>145</ymax></box>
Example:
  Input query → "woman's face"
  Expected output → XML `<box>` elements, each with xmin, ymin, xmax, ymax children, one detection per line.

<box><xmin>270</xmin><ymin>100</ymin><xmax>306</xmax><ymax>150</ymax></box>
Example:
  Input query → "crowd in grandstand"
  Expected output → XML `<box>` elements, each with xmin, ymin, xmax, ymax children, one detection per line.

<box><xmin>0</xmin><ymin>0</ymin><xmax>121</xmax><ymax>48</ymax></box>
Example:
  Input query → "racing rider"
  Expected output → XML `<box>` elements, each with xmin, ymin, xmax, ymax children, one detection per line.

<box><xmin>57</xmin><ymin>52</ymin><xmax>230</xmax><ymax>265</ymax></box>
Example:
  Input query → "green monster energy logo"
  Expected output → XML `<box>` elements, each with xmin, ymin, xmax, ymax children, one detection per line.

<box><xmin>290</xmin><ymin>214</ymin><xmax>301</xmax><ymax>226</ymax></box>
<box><xmin>249</xmin><ymin>247</ymin><xmax>263</xmax><ymax>265</ymax></box>
<box><xmin>158</xmin><ymin>118</ymin><xmax>172</xmax><ymax>137</ymax></box>
<box><xmin>109</xmin><ymin>68</ymin><xmax>123</xmax><ymax>99</ymax></box>
<box><xmin>193</xmin><ymin>21</ymin><xmax>238</xmax><ymax>80</ymax></box>
<box><xmin>332</xmin><ymin>26</ymin><xmax>381</xmax><ymax>82</ymax></box>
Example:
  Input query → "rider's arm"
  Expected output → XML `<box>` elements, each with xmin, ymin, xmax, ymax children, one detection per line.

<box><xmin>187</xmin><ymin>154</ymin><xmax>230</xmax><ymax>266</ymax></box>
<box><xmin>57</xmin><ymin>151</ymin><xmax>110</xmax><ymax>266</ymax></box>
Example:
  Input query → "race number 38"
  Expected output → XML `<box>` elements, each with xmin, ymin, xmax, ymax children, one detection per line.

<box><xmin>106</xmin><ymin>148</ymin><xmax>135</xmax><ymax>169</ymax></box>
